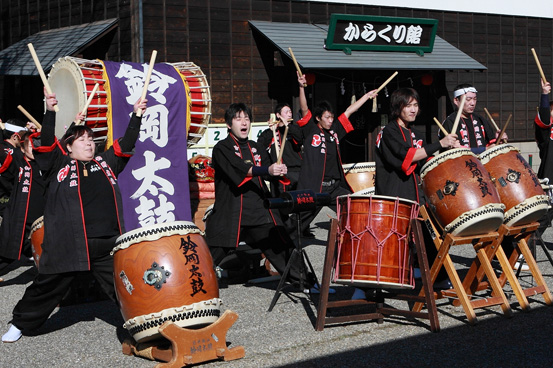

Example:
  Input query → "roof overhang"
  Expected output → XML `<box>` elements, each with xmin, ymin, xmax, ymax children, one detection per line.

<box><xmin>0</xmin><ymin>18</ymin><xmax>118</xmax><ymax>76</ymax></box>
<box><xmin>249</xmin><ymin>20</ymin><xmax>486</xmax><ymax>71</ymax></box>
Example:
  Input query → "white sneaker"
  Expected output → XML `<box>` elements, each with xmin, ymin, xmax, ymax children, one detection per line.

<box><xmin>2</xmin><ymin>325</ymin><xmax>22</xmax><ymax>343</ymax></box>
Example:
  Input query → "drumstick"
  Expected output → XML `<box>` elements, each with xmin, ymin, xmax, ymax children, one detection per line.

<box><xmin>276</xmin><ymin>125</ymin><xmax>289</xmax><ymax>165</ymax></box>
<box><xmin>269</xmin><ymin>113</ymin><xmax>280</xmax><ymax>159</ymax></box>
<box><xmin>288</xmin><ymin>47</ymin><xmax>307</xmax><ymax>87</ymax></box>
<box><xmin>497</xmin><ymin>113</ymin><xmax>512</xmax><ymax>144</ymax></box>
<box><xmin>137</xmin><ymin>50</ymin><xmax>158</xmax><ymax>117</ymax></box>
<box><xmin>28</xmin><ymin>43</ymin><xmax>59</xmax><ymax>112</ymax></box>
<box><xmin>375</xmin><ymin>71</ymin><xmax>398</xmax><ymax>94</ymax></box>
<box><xmin>450</xmin><ymin>94</ymin><xmax>466</xmax><ymax>135</ymax></box>
<box><xmin>483</xmin><ymin>107</ymin><xmax>501</xmax><ymax>132</ymax></box>
<box><xmin>531</xmin><ymin>48</ymin><xmax>548</xmax><ymax>84</ymax></box>
<box><xmin>17</xmin><ymin>105</ymin><xmax>42</xmax><ymax>130</ymax></box>
<box><xmin>433</xmin><ymin>117</ymin><xmax>448</xmax><ymax>136</ymax></box>
<box><xmin>75</xmin><ymin>83</ymin><xmax>100</xmax><ymax>125</ymax></box>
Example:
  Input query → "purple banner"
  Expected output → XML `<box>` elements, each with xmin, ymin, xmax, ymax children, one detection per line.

<box><xmin>103</xmin><ymin>60</ymin><xmax>192</xmax><ymax>231</ymax></box>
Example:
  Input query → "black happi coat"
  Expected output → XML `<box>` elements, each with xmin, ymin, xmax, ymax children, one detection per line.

<box><xmin>296</xmin><ymin>110</ymin><xmax>353</xmax><ymax>193</ymax></box>
<box><xmin>439</xmin><ymin>112</ymin><xmax>496</xmax><ymax>149</ymax></box>
<box><xmin>206</xmin><ymin>133</ymin><xmax>283</xmax><ymax>249</ymax></box>
<box><xmin>375</xmin><ymin>120</ymin><xmax>430</xmax><ymax>203</ymax></box>
<box><xmin>535</xmin><ymin>94</ymin><xmax>553</xmax><ymax>180</ymax></box>
<box><xmin>32</xmin><ymin>111</ymin><xmax>138</xmax><ymax>274</ymax></box>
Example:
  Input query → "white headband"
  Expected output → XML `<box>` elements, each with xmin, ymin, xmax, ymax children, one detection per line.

<box><xmin>4</xmin><ymin>123</ymin><xmax>28</xmax><ymax>133</ymax></box>
<box><xmin>454</xmin><ymin>87</ymin><xmax>478</xmax><ymax>98</ymax></box>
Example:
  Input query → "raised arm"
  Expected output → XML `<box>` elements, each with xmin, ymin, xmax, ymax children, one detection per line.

<box><xmin>298</xmin><ymin>71</ymin><xmax>308</xmax><ymax>118</ymax></box>
<box><xmin>343</xmin><ymin>89</ymin><xmax>378</xmax><ymax>119</ymax></box>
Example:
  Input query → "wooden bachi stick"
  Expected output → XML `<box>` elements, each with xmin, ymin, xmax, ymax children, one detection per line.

<box><xmin>433</xmin><ymin>117</ymin><xmax>448</xmax><ymax>136</ymax></box>
<box><xmin>483</xmin><ymin>107</ymin><xmax>501</xmax><ymax>132</ymax></box>
<box><xmin>17</xmin><ymin>105</ymin><xmax>42</xmax><ymax>130</ymax></box>
<box><xmin>531</xmin><ymin>48</ymin><xmax>548</xmax><ymax>84</ymax></box>
<box><xmin>375</xmin><ymin>71</ymin><xmax>398</xmax><ymax>94</ymax></box>
<box><xmin>289</xmin><ymin>47</ymin><xmax>307</xmax><ymax>87</ymax></box>
<box><xmin>276</xmin><ymin>125</ymin><xmax>289</xmax><ymax>164</ymax></box>
<box><xmin>450</xmin><ymin>94</ymin><xmax>467</xmax><ymax>135</ymax></box>
<box><xmin>497</xmin><ymin>113</ymin><xmax>512</xmax><ymax>144</ymax></box>
<box><xmin>75</xmin><ymin>83</ymin><xmax>100</xmax><ymax>125</ymax></box>
<box><xmin>137</xmin><ymin>50</ymin><xmax>158</xmax><ymax>117</ymax></box>
<box><xmin>28</xmin><ymin>43</ymin><xmax>59</xmax><ymax>112</ymax></box>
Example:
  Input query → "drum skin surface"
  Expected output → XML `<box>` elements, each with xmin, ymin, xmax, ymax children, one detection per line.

<box><xmin>479</xmin><ymin>144</ymin><xmax>549</xmax><ymax>226</ymax></box>
<box><xmin>343</xmin><ymin>162</ymin><xmax>376</xmax><ymax>193</ymax></box>
<box><xmin>421</xmin><ymin>149</ymin><xmax>504</xmax><ymax>236</ymax></box>
<box><xmin>112</xmin><ymin>221</ymin><xmax>221</xmax><ymax>342</ymax></box>
<box><xmin>335</xmin><ymin>195</ymin><xmax>417</xmax><ymax>289</ymax></box>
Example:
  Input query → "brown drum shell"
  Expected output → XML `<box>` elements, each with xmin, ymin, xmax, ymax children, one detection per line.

<box><xmin>421</xmin><ymin>150</ymin><xmax>502</xmax><ymax>232</ymax></box>
<box><xmin>343</xmin><ymin>162</ymin><xmax>375</xmax><ymax>193</ymax></box>
<box><xmin>480</xmin><ymin>146</ymin><xmax>546</xmax><ymax>225</ymax></box>
<box><xmin>336</xmin><ymin>196</ymin><xmax>415</xmax><ymax>289</ymax></box>
<box><xmin>113</xmin><ymin>231</ymin><xmax>219</xmax><ymax>325</ymax></box>
<box><xmin>29</xmin><ymin>216</ymin><xmax>44</xmax><ymax>268</ymax></box>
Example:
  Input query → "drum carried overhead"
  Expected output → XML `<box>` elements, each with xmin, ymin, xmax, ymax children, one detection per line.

<box><xmin>343</xmin><ymin>162</ymin><xmax>376</xmax><ymax>193</ymax></box>
<box><xmin>479</xmin><ymin>144</ymin><xmax>549</xmax><ymax>226</ymax></box>
<box><xmin>111</xmin><ymin>221</ymin><xmax>222</xmax><ymax>342</ymax></box>
<box><xmin>47</xmin><ymin>57</ymin><xmax>211</xmax><ymax>147</ymax></box>
<box><xmin>421</xmin><ymin>148</ymin><xmax>505</xmax><ymax>236</ymax></box>
<box><xmin>334</xmin><ymin>194</ymin><xmax>418</xmax><ymax>289</ymax></box>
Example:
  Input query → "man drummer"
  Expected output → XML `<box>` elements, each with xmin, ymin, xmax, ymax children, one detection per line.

<box><xmin>376</xmin><ymin>87</ymin><xmax>459</xmax><ymax>290</ymax></box>
<box><xmin>439</xmin><ymin>83</ymin><xmax>503</xmax><ymax>153</ymax></box>
<box><xmin>534</xmin><ymin>79</ymin><xmax>553</xmax><ymax>181</ymax></box>
<box><xmin>0</xmin><ymin>119</ymin><xmax>27</xmax><ymax>215</ymax></box>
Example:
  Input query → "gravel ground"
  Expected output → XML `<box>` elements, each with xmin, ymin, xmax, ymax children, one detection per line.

<box><xmin>1</xmin><ymin>207</ymin><xmax>553</xmax><ymax>367</ymax></box>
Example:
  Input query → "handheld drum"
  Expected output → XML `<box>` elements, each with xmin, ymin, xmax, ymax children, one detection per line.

<box><xmin>111</xmin><ymin>221</ymin><xmax>222</xmax><ymax>342</ymax></box>
<box><xmin>421</xmin><ymin>148</ymin><xmax>505</xmax><ymax>236</ymax></box>
<box><xmin>342</xmin><ymin>162</ymin><xmax>376</xmax><ymax>193</ymax></box>
<box><xmin>334</xmin><ymin>194</ymin><xmax>418</xmax><ymax>289</ymax></box>
<box><xmin>29</xmin><ymin>216</ymin><xmax>44</xmax><ymax>268</ymax></box>
<box><xmin>479</xmin><ymin>144</ymin><xmax>549</xmax><ymax>226</ymax></box>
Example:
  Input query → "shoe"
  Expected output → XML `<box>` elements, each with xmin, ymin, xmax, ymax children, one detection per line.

<box><xmin>351</xmin><ymin>288</ymin><xmax>366</xmax><ymax>300</ymax></box>
<box><xmin>302</xmin><ymin>230</ymin><xmax>315</xmax><ymax>238</ymax></box>
<box><xmin>305</xmin><ymin>283</ymin><xmax>336</xmax><ymax>294</ymax></box>
<box><xmin>434</xmin><ymin>279</ymin><xmax>452</xmax><ymax>290</ymax></box>
<box><xmin>513</xmin><ymin>262</ymin><xmax>530</xmax><ymax>272</ymax></box>
<box><xmin>2</xmin><ymin>325</ymin><xmax>22</xmax><ymax>343</ymax></box>
<box><xmin>413</xmin><ymin>268</ymin><xmax>421</xmax><ymax>279</ymax></box>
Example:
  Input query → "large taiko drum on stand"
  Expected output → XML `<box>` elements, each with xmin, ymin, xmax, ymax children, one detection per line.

<box><xmin>111</xmin><ymin>221</ymin><xmax>222</xmax><ymax>342</ymax></box>
<box><xmin>343</xmin><ymin>162</ymin><xmax>376</xmax><ymax>193</ymax></box>
<box><xmin>47</xmin><ymin>57</ymin><xmax>211</xmax><ymax>147</ymax></box>
<box><xmin>421</xmin><ymin>148</ymin><xmax>505</xmax><ymax>236</ymax></box>
<box><xmin>334</xmin><ymin>195</ymin><xmax>418</xmax><ymax>289</ymax></box>
<box><xmin>29</xmin><ymin>216</ymin><xmax>44</xmax><ymax>268</ymax></box>
<box><xmin>479</xmin><ymin>144</ymin><xmax>549</xmax><ymax>226</ymax></box>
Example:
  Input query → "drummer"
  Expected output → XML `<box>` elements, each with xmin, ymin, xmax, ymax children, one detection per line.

<box><xmin>438</xmin><ymin>83</ymin><xmax>503</xmax><ymax>153</ymax></box>
<box><xmin>534</xmin><ymin>79</ymin><xmax>553</xmax><ymax>182</ymax></box>
<box><xmin>0</xmin><ymin>118</ymin><xmax>27</xmax><ymax>215</ymax></box>
<box><xmin>2</xmin><ymin>88</ymin><xmax>147</xmax><ymax>343</ymax></box>
<box><xmin>0</xmin><ymin>127</ymin><xmax>47</xmax><ymax>283</ymax></box>
<box><xmin>375</xmin><ymin>87</ymin><xmax>459</xmax><ymax>290</ymax></box>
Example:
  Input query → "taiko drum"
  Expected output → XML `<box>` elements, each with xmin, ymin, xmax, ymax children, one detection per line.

<box><xmin>29</xmin><ymin>216</ymin><xmax>44</xmax><ymax>268</ymax></box>
<box><xmin>112</xmin><ymin>221</ymin><xmax>222</xmax><ymax>342</ymax></box>
<box><xmin>479</xmin><ymin>144</ymin><xmax>549</xmax><ymax>226</ymax></box>
<box><xmin>343</xmin><ymin>162</ymin><xmax>376</xmax><ymax>193</ymax></box>
<box><xmin>421</xmin><ymin>148</ymin><xmax>505</xmax><ymax>236</ymax></box>
<box><xmin>335</xmin><ymin>195</ymin><xmax>418</xmax><ymax>289</ymax></box>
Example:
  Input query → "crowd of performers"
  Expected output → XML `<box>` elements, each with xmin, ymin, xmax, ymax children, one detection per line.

<box><xmin>0</xmin><ymin>72</ymin><xmax>552</xmax><ymax>344</ymax></box>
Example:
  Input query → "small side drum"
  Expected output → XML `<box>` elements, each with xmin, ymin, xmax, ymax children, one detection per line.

<box><xmin>29</xmin><ymin>216</ymin><xmax>44</xmax><ymax>268</ymax></box>
<box><xmin>479</xmin><ymin>144</ymin><xmax>549</xmax><ymax>226</ymax></box>
<box><xmin>343</xmin><ymin>162</ymin><xmax>376</xmax><ymax>193</ymax></box>
<box><xmin>334</xmin><ymin>195</ymin><xmax>419</xmax><ymax>289</ymax></box>
<box><xmin>421</xmin><ymin>148</ymin><xmax>505</xmax><ymax>236</ymax></box>
<box><xmin>112</xmin><ymin>221</ymin><xmax>222</xmax><ymax>342</ymax></box>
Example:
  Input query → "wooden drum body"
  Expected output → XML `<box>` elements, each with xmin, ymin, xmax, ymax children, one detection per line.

<box><xmin>343</xmin><ymin>162</ymin><xmax>376</xmax><ymax>193</ymax></box>
<box><xmin>29</xmin><ymin>216</ymin><xmax>44</xmax><ymax>268</ymax></box>
<box><xmin>335</xmin><ymin>195</ymin><xmax>418</xmax><ymax>289</ymax></box>
<box><xmin>479</xmin><ymin>144</ymin><xmax>549</xmax><ymax>226</ymax></box>
<box><xmin>112</xmin><ymin>221</ymin><xmax>222</xmax><ymax>342</ymax></box>
<box><xmin>421</xmin><ymin>149</ymin><xmax>505</xmax><ymax>236</ymax></box>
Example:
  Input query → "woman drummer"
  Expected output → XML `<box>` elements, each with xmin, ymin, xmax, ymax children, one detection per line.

<box><xmin>2</xmin><ymin>88</ymin><xmax>147</xmax><ymax>343</ymax></box>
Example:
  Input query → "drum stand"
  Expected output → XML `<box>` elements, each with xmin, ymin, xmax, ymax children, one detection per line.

<box><xmin>315</xmin><ymin>218</ymin><xmax>440</xmax><ymax>332</ymax></box>
<box><xmin>462</xmin><ymin>222</ymin><xmax>552</xmax><ymax>310</ymax></box>
<box><xmin>412</xmin><ymin>206</ymin><xmax>513</xmax><ymax>324</ymax></box>
<box><xmin>121</xmin><ymin>310</ymin><xmax>245</xmax><ymax>367</ymax></box>
<box><xmin>267</xmin><ymin>213</ymin><xmax>319</xmax><ymax>312</ymax></box>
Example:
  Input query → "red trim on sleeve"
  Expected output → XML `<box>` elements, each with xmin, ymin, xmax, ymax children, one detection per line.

<box><xmin>0</xmin><ymin>153</ymin><xmax>13</xmax><ymax>173</ymax></box>
<box><xmin>113</xmin><ymin>139</ymin><xmax>133</xmax><ymax>158</ymax></box>
<box><xmin>32</xmin><ymin>136</ymin><xmax>59</xmax><ymax>153</ymax></box>
<box><xmin>238</xmin><ymin>176</ymin><xmax>253</xmax><ymax>187</ymax></box>
<box><xmin>402</xmin><ymin>147</ymin><xmax>417</xmax><ymax>175</ymax></box>
<box><xmin>297</xmin><ymin>110</ymin><xmax>312</xmax><ymax>127</ymax></box>
<box><xmin>279</xmin><ymin>176</ymin><xmax>291</xmax><ymax>186</ymax></box>
<box><xmin>338</xmin><ymin>113</ymin><xmax>354</xmax><ymax>133</ymax></box>
<box><xmin>486</xmin><ymin>138</ymin><xmax>497</xmax><ymax>147</ymax></box>
<box><xmin>535</xmin><ymin>114</ymin><xmax>553</xmax><ymax>129</ymax></box>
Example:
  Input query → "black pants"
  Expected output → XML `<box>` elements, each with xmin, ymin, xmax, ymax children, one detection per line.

<box><xmin>210</xmin><ymin>223</ymin><xmax>313</xmax><ymax>286</ymax></box>
<box><xmin>11</xmin><ymin>237</ymin><xmax>117</xmax><ymax>333</ymax></box>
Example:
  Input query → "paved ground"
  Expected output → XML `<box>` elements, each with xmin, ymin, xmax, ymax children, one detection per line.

<box><xmin>2</xmin><ymin>207</ymin><xmax>553</xmax><ymax>367</ymax></box>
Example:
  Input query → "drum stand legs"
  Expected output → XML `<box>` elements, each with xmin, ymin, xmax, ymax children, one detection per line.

<box><xmin>314</xmin><ymin>218</ymin><xmax>440</xmax><ymax>332</ymax></box>
<box><xmin>121</xmin><ymin>310</ymin><xmax>245</xmax><ymax>367</ymax></box>
<box><xmin>413</xmin><ymin>206</ymin><xmax>512</xmax><ymax>324</ymax></box>
<box><xmin>267</xmin><ymin>214</ymin><xmax>319</xmax><ymax>312</ymax></box>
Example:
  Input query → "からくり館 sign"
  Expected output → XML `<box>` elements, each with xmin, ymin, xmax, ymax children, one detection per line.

<box><xmin>326</xmin><ymin>14</ymin><xmax>438</xmax><ymax>55</ymax></box>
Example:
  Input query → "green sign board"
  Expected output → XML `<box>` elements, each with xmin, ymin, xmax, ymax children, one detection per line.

<box><xmin>326</xmin><ymin>14</ymin><xmax>438</xmax><ymax>55</ymax></box>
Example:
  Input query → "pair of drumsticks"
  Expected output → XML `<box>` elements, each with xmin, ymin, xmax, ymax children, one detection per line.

<box><xmin>23</xmin><ymin>43</ymin><xmax>157</xmax><ymax>128</ymax></box>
